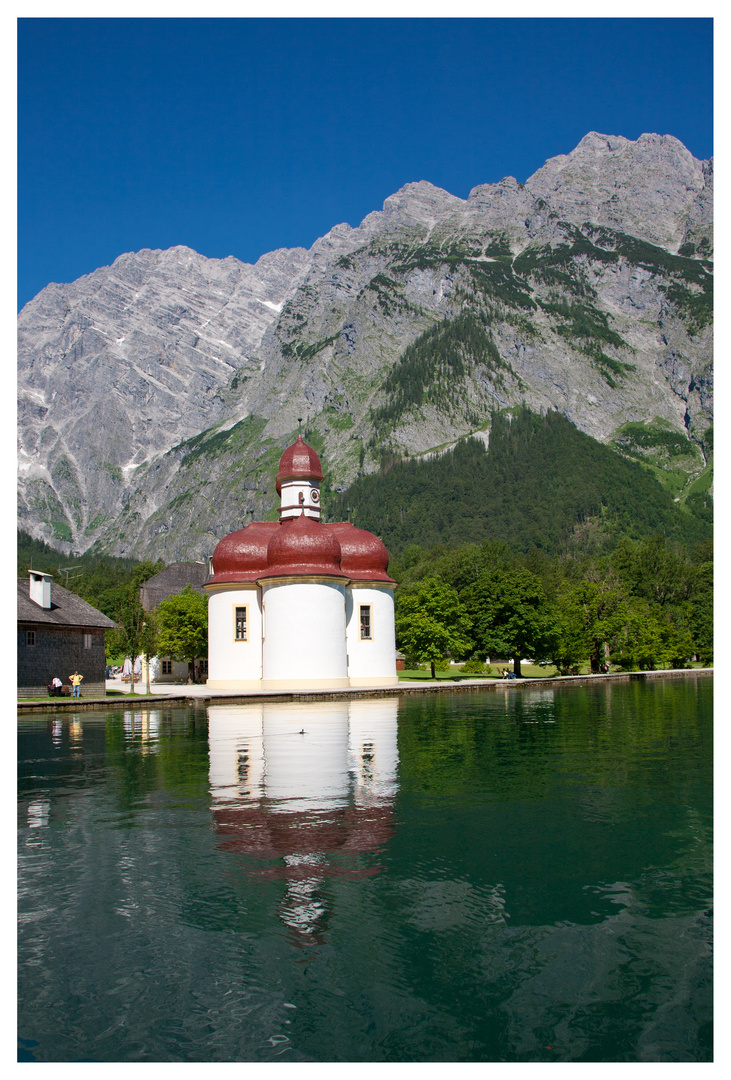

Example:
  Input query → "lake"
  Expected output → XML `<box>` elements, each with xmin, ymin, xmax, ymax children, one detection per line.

<box><xmin>18</xmin><ymin>674</ymin><xmax>712</xmax><ymax>1062</ymax></box>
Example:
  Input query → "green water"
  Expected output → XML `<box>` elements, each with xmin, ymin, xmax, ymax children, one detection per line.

<box><xmin>18</xmin><ymin>675</ymin><xmax>712</xmax><ymax>1062</ymax></box>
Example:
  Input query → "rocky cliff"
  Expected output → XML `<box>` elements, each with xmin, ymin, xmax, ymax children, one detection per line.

<box><xmin>18</xmin><ymin>132</ymin><xmax>713</xmax><ymax>560</ymax></box>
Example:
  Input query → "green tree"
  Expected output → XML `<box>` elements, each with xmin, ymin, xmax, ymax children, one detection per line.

<box><xmin>609</xmin><ymin>599</ymin><xmax>694</xmax><ymax>671</ymax></box>
<box><xmin>462</xmin><ymin>568</ymin><xmax>552</xmax><ymax>677</ymax></box>
<box><xmin>549</xmin><ymin>596</ymin><xmax>589</xmax><ymax>675</ymax></box>
<box><xmin>111</xmin><ymin>585</ymin><xmax>158</xmax><ymax>694</ymax></box>
<box><xmin>395</xmin><ymin>578</ymin><xmax>473</xmax><ymax>678</ymax></box>
<box><xmin>611</xmin><ymin>536</ymin><xmax>691</xmax><ymax>606</ymax></box>
<box><xmin>614</xmin><ymin>600</ymin><xmax>664</xmax><ymax>671</ymax></box>
<box><xmin>551</xmin><ymin>578</ymin><xmax>625</xmax><ymax>674</ymax></box>
<box><xmin>155</xmin><ymin>586</ymin><xmax>209</xmax><ymax>684</ymax></box>
<box><xmin>689</xmin><ymin>560</ymin><xmax>713</xmax><ymax>664</ymax></box>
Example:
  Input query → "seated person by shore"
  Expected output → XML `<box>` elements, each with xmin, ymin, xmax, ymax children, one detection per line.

<box><xmin>48</xmin><ymin>676</ymin><xmax>64</xmax><ymax>696</ymax></box>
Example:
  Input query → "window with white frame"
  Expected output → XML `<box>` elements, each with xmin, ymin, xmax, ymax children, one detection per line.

<box><xmin>235</xmin><ymin>606</ymin><xmax>247</xmax><ymax>641</ymax></box>
<box><xmin>162</xmin><ymin>659</ymin><xmax>173</xmax><ymax>675</ymax></box>
<box><xmin>360</xmin><ymin>605</ymin><xmax>372</xmax><ymax>640</ymax></box>
<box><xmin>83</xmin><ymin>633</ymin><xmax>93</xmax><ymax>649</ymax></box>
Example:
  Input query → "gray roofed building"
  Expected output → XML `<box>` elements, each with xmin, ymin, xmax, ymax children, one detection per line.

<box><xmin>18</xmin><ymin>573</ymin><xmax>116</xmax><ymax>698</ymax></box>
<box><xmin>139</xmin><ymin>562</ymin><xmax>209</xmax><ymax>612</ymax></box>
<box><xmin>138</xmin><ymin>563</ymin><xmax>210</xmax><ymax>684</ymax></box>
<box><xmin>18</xmin><ymin>577</ymin><xmax>117</xmax><ymax>630</ymax></box>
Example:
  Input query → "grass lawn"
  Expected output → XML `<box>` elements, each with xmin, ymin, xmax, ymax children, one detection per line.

<box><xmin>397</xmin><ymin>661</ymin><xmax>708</xmax><ymax>682</ymax></box>
<box><xmin>397</xmin><ymin>664</ymin><xmax>573</xmax><ymax>681</ymax></box>
<box><xmin>397</xmin><ymin>669</ymin><xmax>488</xmax><ymax>681</ymax></box>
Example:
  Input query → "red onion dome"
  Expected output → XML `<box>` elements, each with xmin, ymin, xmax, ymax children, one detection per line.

<box><xmin>263</xmin><ymin>513</ymin><xmax>347</xmax><ymax>578</ymax></box>
<box><xmin>275</xmin><ymin>435</ymin><xmax>324</xmax><ymax>495</ymax></box>
<box><xmin>325</xmin><ymin>522</ymin><xmax>395</xmax><ymax>583</ymax></box>
<box><xmin>207</xmin><ymin>521</ymin><xmax>280</xmax><ymax>584</ymax></box>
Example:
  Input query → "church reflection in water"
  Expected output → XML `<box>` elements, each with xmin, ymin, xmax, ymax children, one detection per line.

<box><xmin>207</xmin><ymin>698</ymin><xmax>399</xmax><ymax>941</ymax></box>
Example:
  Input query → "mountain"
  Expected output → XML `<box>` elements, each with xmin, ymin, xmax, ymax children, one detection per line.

<box><xmin>17</xmin><ymin>132</ymin><xmax>713</xmax><ymax>560</ymax></box>
<box><xmin>331</xmin><ymin>407</ymin><xmax>712</xmax><ymax>559</ymax></box>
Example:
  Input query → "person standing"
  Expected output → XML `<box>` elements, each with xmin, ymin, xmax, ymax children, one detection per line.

<box><xmin>69</xmin><ymin>671</ymin><xmax>83</xmax><ymax>698</ymax></box>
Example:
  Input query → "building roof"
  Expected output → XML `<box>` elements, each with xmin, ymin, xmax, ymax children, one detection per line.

<box><xmin>206</xmin><ymin>434</ymin><xmax>395</xmax><ymax>587</ymax></box>
<box><xmin>17</xmin><ymin>578</ymin><xmax>117</xmax><ymax>630</ymax></box>
<box><xmin>205</xmin><ymin>522</ymin><xmax>279</xmax><ymax>584</ymax></box>
<box><xmin>207</xmin><ymin>517</ymin><xmax>396</xmax><ymax>585</ymax></box>
<box><xmin>325</xmin><ymin>522</ymin><xmax>394</xmax><ymax>583</ymax></box>
<box><xmin>275</xmin><ymin>435</ymin><xmax>324</xmax><ymax>494</ymax></box>
<box><xmin>139</xmin><ymin>562</ymin><xmax>209</xmax><ymax>610</ymax></box>
<box><xmin>263</xmin><ymin>514</ymin><xmax>347</xmax><ymax>580</ymax></box>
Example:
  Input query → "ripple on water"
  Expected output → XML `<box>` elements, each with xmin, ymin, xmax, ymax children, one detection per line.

<box><xmin>18</xmin><ymin>682</ymin><xmax>712</xmax><ymax>1061</ymax></box>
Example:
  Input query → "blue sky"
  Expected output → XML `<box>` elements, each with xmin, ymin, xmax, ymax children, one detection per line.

<box><xmin>17</xmin><ymin>16</ymin><xmax>713</xmax><ymax>310</ymax></box>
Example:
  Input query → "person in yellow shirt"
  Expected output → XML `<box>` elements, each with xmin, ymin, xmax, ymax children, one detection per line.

<box><xmin>69</xmin><ymin>671</ymin><xmax>83</xmax><ymax>698</ymax></box>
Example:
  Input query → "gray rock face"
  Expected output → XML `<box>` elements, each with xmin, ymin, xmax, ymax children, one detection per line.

<box><xmin>524</xmin><ymin>132</ymin><xmax>711</xmax><ymax>250</ymax></box>
<box><xmin>18</xmin><ymin>244</ymin><xmax>310</xmax><ymax>545</ymax></box>
<box><xmin>17</xmin><ymin>132</ymin><xmax>713</xmax><ymax>560</ymax></box>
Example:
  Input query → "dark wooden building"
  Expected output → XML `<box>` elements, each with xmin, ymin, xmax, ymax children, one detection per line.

<box><xmin>18</xmin><ymin>572</ymin><xmax>116</xmax><ymax>697</ymax></box>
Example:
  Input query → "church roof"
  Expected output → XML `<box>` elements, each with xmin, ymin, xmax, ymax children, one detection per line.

<box><xmin>206</xmin><ymin>433</ymin><xmax>395</xmax><ymax>586</ymax></box>
<box><xmin>207</xmin><ymin>517</ymin><xmax>396</xmax><ymax>585</ymax></box>
<box><xmin>207</xmin><ymin>521</ymin><xmax>279</xmax><ymax>583</ymax></box>
<box><xmin>263</xmin><ymin>514</ymin><xmax>346</xmax><ymax>579</ymax></box>
<box><xmin>275</xmin><ymin>435</ymin><xmax>324</xmax><ymax>494</ymax></box>
<box><xmin>324</xmin><ymin>522</ymin><xmax>394</xmax><ymax>583</ymax></box>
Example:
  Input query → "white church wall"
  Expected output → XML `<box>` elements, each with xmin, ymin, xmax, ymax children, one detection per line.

<box><xmin>260</xmin><ymin>578</ymin><xmax>349</xmax><ymax>689</ymax></box>
<box><xmin>346</xmin><ymin>585</ymin><xmax>398</xmax><ymax>686</ymax></box>
<box><xmin>206</xmin><ymin>585</ymin><xmax>263</xmax><ymax>690</ymax></box>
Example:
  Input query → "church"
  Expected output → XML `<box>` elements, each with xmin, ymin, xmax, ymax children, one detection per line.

<box><xmin>204</xmin><ymin>434</ymin><xmax>398</xmax><ymax>690</ymax></box>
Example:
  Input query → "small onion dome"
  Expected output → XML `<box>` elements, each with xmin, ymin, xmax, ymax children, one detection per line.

<box><xmin>275</xmin><ymin>435</ymin><xmax>324</xmax><ymax>495</ymax></box>
<box><xmin>325</xmin><ymin>522</ymin><xmax>395</xmax><ymax>583</ymax></box>
<box><xmin>263</xmin><ymin>513</ymin><xmax>347</xmax><ymax>578</ymax></box>
<box><xmin>207</xmin><ymin>521</ymin><xmax>280</xmax><ymax>584</ymax></box>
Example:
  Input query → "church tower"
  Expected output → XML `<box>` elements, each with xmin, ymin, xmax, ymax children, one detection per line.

<box><xmin>275</xmin><ymin>434</ymin><xmax>323</xmax><ymax>521</ymax></box>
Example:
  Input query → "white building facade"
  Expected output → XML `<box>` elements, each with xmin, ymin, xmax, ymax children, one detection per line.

<box><xmin>205</xmin><ymin>435</ymin><xmax>398</xmax><ymax>690</ymax></box>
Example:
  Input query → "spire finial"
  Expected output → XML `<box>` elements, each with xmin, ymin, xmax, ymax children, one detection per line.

<box><xmin>298</xmin><ymin>417</ymin><xmax>302</xmax><ymax>436</ymax></box>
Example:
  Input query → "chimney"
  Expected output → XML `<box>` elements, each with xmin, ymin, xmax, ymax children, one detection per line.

<box><xmin>29</xmin><ymin>571</ymin><xmax>52</xmax><ymax>609</ymax></box>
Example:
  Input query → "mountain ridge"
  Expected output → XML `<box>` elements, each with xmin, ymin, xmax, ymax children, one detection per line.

<box><xmin>18</xmin><ymin>131</ymin><xmax>712</xmax><ymax>560</ymax></box>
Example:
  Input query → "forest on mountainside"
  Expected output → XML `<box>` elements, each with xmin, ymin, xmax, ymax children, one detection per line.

<box><xmin>332</xmin><ymin>408</ymin><xmax>712</xmax><ymax>558</ymax></box>
<box><xmin>17</xmin><ymin>532</ymin><xmax>163</xmax><ymax>621</ymax></box>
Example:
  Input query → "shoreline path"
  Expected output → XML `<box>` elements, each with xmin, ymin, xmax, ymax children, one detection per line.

<box><xmin>17</xmin><ymin>668</ymin><xmax>712</xmax><ymax>711</ymax></box>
